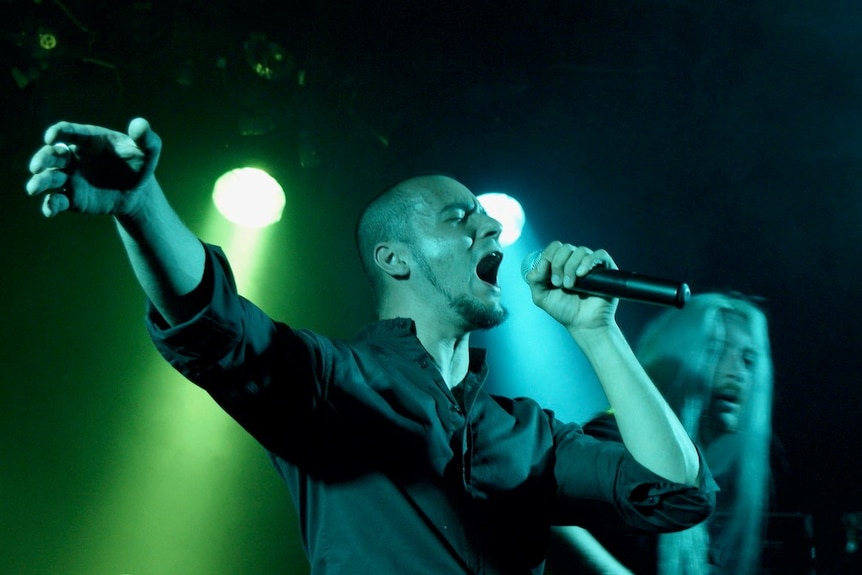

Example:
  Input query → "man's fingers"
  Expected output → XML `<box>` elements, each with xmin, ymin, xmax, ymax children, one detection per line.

<box><xmin>41</xmin><ymin>192</ymin><xmax>70</xmax><ymax>217</ymax></box>
<box><xmin>26</xmin><ymin>168</ymin><xmax>69</xmax><ymax>196</ymax></box>
<box><xmin>127</xmin><ymin>117</ymin><xmax>150</xmax><ymax>141</ymax></box>
<box><xmin>588</xmin><ymin>249</ymin><xmax>616</xmax><ymax>272</ymax></box>
<box><xmin>548</xmin><ymin>243</ymin><xmax>588</xmax><ymax>288</ymax></box>
<box><xmin>28</xmin><ymin>144</ymin><xmax>69</xmax><ymax>174</ymax></box>
<box><xmin>43</xmin><ymin>121</ymin><xmax>81</xmax><ymax>145</ymax></box>
<box><xmin>43</xmin><ymin>121</ymin><xmax>105</xmax><ymax>146</ymax></box>
<box><xmin>129</xmin><ymin>117</ymin><xmax>161</xmax><ymax>172</ymax></box>
<box><xmin>537</xmin><ymin>242</ymin><xmax>617</xmax><ymax>290</ymax></box>
<box><xmin>525</xmin><ymin>253</ymin><xmax>550</xmax><ymax>285</ymax></box>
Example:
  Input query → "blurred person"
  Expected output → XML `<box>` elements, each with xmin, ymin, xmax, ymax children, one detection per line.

<box><xmin>548</xmin><ymin>292</ymin><xmax>774</xmax><ymax>575</ymax></box>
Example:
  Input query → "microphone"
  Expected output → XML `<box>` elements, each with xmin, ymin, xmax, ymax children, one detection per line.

<box><xmin>520</xmin><ymin>250</ymin><xmax>690</xmax><ymax>308</ymax></box>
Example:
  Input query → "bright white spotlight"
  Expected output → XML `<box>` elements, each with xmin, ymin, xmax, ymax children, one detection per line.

<box><xmin>212</xmin><ymin>168</ymin><xmax>286</xmax><ymax>228</ymax></box>
<box><xmin>477</xmin><ymin>192</ymin><xmax>525</xmax><ymax>247</ymax></box>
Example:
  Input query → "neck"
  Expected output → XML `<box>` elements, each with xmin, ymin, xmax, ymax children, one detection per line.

<box><xmin>417</xmin><ymin>327</ymin><xmax>471</xmax><ymax>389</ymax></box>
<box><xmin>379</xmin><ymin>294</ymin><xmax>474</xmax><ymax>389</ymax></box>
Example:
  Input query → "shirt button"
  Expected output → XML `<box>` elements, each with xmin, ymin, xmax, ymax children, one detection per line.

<box><xmin>418</xmin><ymin>359</ymin><xmax>429</xmax><ymax>368</ymax></box>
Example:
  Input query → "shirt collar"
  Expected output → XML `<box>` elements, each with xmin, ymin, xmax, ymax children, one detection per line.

<box><xmin>355</xmin><ymin>318</ymin><xmax>489</xmax><ymax>380</ymax></box>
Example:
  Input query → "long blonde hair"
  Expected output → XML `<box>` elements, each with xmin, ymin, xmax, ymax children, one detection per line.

<box><xmin>636</xmin><ymin>293</ymin><xmax>774</xmax><ymax>575</ymax></box>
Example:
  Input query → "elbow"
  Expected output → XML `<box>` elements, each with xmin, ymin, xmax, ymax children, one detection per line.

<box><xmin>628</xmin><ymin>478</ymin><xmax>717</xmax><ymax>534</ymax></box>
<box><xmin>654</xmin><ymin>442</ymin><xmax>701</xmax><ymax>487</ymax></box>
<box><xmin>681</xmin><ymin>450</ymin><xmax>702</xmax><ymax>487</ymax></box>
<box><xmin>670</xmin><ymin>434</ymin><xmax>702</xmax><ymax>487</ymax></box>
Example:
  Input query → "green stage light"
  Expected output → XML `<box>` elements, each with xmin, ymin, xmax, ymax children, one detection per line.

<box><xmin>213</xmin><ymin>167</ymin><xmax>286</xmax><ymax>228</ymax></box>
<box><xmin>477</xmin><ymin>192</ymin><xmax>526</xmax><ymax>247</ymax></box>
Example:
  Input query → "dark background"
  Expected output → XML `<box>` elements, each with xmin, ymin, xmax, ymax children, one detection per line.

<box><xmin>2</xmin><ymin>1</ymin><xmax>860</xmax><ymax>573</ymax></box>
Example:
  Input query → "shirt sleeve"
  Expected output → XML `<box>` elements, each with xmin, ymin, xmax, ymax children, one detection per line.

<box><xmin>144</xmin><ymin>242</ymin><xmax>327</xmax><ymax>460</ymax></box>
<box><xmin>550</xmin><ymin>419</ymin><xmax>717</xmax><ymax>534</ymax></box>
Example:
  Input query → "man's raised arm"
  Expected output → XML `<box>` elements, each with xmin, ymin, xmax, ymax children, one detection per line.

<box><xmin>26</xmin><ymin>118</ymin><xmax>205</xmax><ymax>325</ymax></box>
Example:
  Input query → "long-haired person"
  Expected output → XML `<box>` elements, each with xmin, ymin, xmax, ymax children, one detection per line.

<box><xmin>549</xmin><ymin>292</ymin><xmax>774</xmax><ymax>575</ymax></box>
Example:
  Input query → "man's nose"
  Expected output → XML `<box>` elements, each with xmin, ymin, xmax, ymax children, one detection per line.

<box><xmin>479</xmin><ymin>214</ymin><xmax>503</xmax><ymax>239</ymax></box>
<box><xmin>718</xmin><ymin>350</ymin><xmax>743</xmax><ymax>373</ymax></box>
<box><xmin>721</xmin><ymin>354</ymin><xmax>753</xmax><ymax>385</ymax></box>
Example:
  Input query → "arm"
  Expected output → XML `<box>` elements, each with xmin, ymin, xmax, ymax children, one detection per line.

<box><xmin>526</xmin><ymin>241</ymin><xmax>699</xmax><ymax>486</ymax></box>
<box><xmin>26</xmin><ymin>118</ymin><xmax>205</xmax><ymax>325</ymax></box>
<box><xmin>548</xmin><ymin>526</ymin><xmax>634</xmax><ymax>575</ymax></box>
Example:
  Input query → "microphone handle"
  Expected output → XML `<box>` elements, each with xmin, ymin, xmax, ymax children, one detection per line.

<box><xmin>520</xmin><ymin>250</ymin><xmax>690</xmax><ymax>308</ymax></box>
<box><xmin>570</xmin><ymin>267</ymin><xmax>690</xmax><ymax>308</ymax></box>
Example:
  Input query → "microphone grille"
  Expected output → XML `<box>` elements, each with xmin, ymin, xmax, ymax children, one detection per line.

<box><xmin>520</xmin><ymin>250</ymin><xmax>543</xmax><ymax>283</ymax></box>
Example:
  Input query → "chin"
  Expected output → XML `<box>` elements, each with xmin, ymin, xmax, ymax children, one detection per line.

<box><xmin>717</xmin><ymin>415</ymin><xmax>741</xmax><ymax>435</ymax></box>
<box><xmin>456</xmin><ymin>298</ymin><xmax>508</xmax><ymax>331</ymax></box>
<box><xmin>472</xmin><ymin>307</ymin><xmax>509</xmax><ymax>331</ymax></box>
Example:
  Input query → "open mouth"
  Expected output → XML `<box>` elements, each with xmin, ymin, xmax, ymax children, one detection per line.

<box><xmin>476</xmin><ymin>251</ymin><xmax>503</xmax><ymax>287</ymax></box>
<box><xmin>713</xmin><ymin>388</ymin><xmax>742</xmax><ymax>410</ymax></box>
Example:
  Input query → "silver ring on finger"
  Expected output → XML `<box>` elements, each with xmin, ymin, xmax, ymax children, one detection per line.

<box><xmin>54</xmin><ymin>143</ymin><xmax>73</xmax><ymax>167</ymax></box>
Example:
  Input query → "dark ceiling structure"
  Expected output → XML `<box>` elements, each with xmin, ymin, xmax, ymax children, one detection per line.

<box><xmin>2</xmin><ymin>1</ymin><xmax>861</xmax><ymax>573</ymax></box>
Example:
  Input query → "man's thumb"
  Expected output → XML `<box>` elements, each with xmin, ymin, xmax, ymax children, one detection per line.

<box><xmin>127</xmin><ymin>117</ymin><xmax>162</xmax><ymax>174</ymax></box>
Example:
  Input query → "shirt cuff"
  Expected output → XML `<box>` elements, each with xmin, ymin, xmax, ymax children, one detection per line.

<box><xmin>145</xmin><ymin>243</ymin><xmax>243</xmax><ymax>380</ymax></box>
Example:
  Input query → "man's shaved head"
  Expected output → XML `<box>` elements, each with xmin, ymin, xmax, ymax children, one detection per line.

<box><xmin>355</xmin><ymin>175</ymin><xmax>455</xmax><ymax>306</ymax></box>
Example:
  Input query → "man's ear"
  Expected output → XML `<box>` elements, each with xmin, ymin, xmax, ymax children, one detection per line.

<box><xmin>374</xmin><ymin>243</ymin><xmax>411</xmax><ymax>279</ymax></box>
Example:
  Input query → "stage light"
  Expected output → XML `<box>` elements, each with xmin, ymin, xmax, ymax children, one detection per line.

<box><xmin>212</xmin><ymin>168</ymin><xmax>285</xmax><ymax>228</ymax></box>
<box><xmin>477</xmin><ymin>192</ymin><xmax>526</xmax><ymax>247</ymax></box>
<box><xmin>244</xmin><ymin>32</ymin><xmax>296</xmax><ymax>82</ymax></box>
<box><xmin>38</xmin><ymin>31</ymin><xmax>58</xmax><ymax>51</ymax></box>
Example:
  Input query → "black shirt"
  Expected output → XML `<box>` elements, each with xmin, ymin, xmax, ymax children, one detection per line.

<box><xmin>147</xmin><ymin>244</ymin><xmax>716</xmax><ymax>574</ymax></box>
